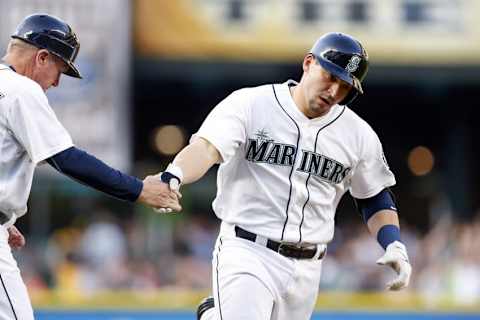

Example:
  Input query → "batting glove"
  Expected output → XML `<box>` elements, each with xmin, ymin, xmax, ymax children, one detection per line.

<box><xmin>376</xmin><ymin>241</ymin><xmax>412</xmax><ymax>291</ymax></box>
<box><xmin>155</xmin><ymin>163</ymin><xmax>183</xmax><ymax>214</ymax></box>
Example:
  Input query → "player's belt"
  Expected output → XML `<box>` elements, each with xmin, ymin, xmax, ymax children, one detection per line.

<box><xmin>234</xmin><ymin>226</ymin><xmax>326</xmax><ymax>260</ymax></box>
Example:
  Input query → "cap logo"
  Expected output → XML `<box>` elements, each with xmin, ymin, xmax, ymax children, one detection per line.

<box><xmin>346</xmin><ymin>55</ymin><xmax>361</xmax><ymax>73</ymax></box>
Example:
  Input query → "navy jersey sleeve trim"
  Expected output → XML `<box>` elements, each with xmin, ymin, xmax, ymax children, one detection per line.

<box><xmin>46</xmin><ymin>147</ymin><xmax>143</xmax><ymax>202</ymax></box>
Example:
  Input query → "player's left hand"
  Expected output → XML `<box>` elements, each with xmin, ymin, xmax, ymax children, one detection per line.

<box><xmin>7</xmin><ymin>226</ymin><xmax>26</xmax><ymax>250</ymax></box>
<box><xmin>376</xmin><ymin>241</ymin><xmax>411</xmax><ymax>291</ymax></box>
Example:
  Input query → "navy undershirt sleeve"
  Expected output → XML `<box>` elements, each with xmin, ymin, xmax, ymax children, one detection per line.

<box><xmin>355</xmin><ymin>189</ymin><xmax>397</xmax><ymax>223</ymax></box>
<box><xmin>46</xmin><ymin>147</ymin><xmax>143</xmax><ymax>202</ymax></box>
<box><xmin>354</xmin><ymin>189</ymin><xmax>402</xmax><ymax>250</ymax></box>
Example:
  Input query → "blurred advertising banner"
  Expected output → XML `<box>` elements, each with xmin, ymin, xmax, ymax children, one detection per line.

<box><xmin>135</xmin><ymin>0</ymin><xmax>480</xmax><ymax>65</ymax></box>
<box><xmin>0</xmin><ymin>0</ymin><xmax>132</xmax><ymax>171</ymax></box>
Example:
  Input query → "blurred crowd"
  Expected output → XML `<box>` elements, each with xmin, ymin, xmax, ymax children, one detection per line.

<box><xmin>321</xmin><ymin>213</ymin><xmax>480</xmax><ymax>307</ymax></box>
<box><xmin>12</xmin><ymin>203</ymin><xmax>480</xmax><ymax>306</ymax></box>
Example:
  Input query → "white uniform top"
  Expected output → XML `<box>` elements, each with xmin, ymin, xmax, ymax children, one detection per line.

<box><xmin>0</xmin><ymin>64</ymin><xmax>73</xmax><ymax>221</ymax></box>
<box><xmin>193</xmin><ymin>80</ymin><xmax>395</xmax><ymax>245</ymax></box>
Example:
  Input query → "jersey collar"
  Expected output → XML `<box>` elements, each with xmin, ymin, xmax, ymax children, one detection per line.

<box><xmin>275</xmin><ymin>80</ymin><xmax>345</xmax><ymax>126</ymax></box>
<box><xmin>0</xmin><ymin>64</ymin><xmax>16</xmax><ymax>73</ymax></box>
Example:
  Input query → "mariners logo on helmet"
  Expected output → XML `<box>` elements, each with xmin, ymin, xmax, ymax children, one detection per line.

<box><xmin>346</xmin><ymin>55</ymin><xmax>361</xmax><ymax>73</ymax></box>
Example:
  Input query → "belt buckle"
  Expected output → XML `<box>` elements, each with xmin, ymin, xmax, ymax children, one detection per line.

<box><xmin>277</xmin><ymin>243</ymin><xmax>300</xmax><ymax>257</ymax></box>
<box><xmin>277</xmin><ymin>243</ymin><xmax>288</xmax><ymax>256</ymax></box>
<box><xmin>278</xmin><ymin>243</ymin><xmax>322</xmax><ymax>259</ymax></box>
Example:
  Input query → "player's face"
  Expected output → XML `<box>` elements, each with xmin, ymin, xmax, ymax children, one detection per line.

<box><xmin>31</xmin><ymin>50</ymin><xmax>67</xmax><ymax>91</ymax></box>
<box><xmin>301</xmin><ymin>55</ymin><xmax>352</xmax><ymax>117</ymax></box>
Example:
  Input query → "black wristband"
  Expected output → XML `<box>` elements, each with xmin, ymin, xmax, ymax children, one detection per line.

<box><xmin>160</xmin><ymin>172</ymin><xmax>181</xmax><ymax>184</ymax></box>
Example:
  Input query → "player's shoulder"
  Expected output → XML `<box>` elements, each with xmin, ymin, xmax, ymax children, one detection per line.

<box><xmin>230</xmin><ymin>83</ymin><xmax>274</xmax><ymax>99</ymax></box>
<box><xmin>337</xmin><ymin>107</ymin><xmax>383</xmax><ymax>156</ymax></box>
<box><xmin>341</xmin><ymin>106</ymin><xmax>378</xmax><ymax>137</ymax></box>
<box><xmin>223</xmin><ymin>83</ymin><xmax>275</xmax><ymax>110</ymax></box>
<box><xmin>0</xmin><ymin>65</ymin><xmax>46</xmax><ymax>101</ymax></box>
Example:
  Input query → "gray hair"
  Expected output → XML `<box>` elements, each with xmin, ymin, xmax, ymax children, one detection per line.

<box><xmin>6</xmin><ymin>38</ymin><xmax>38</xmax><ymax>53</ymax></box>
<box><xmin>2</xmin><ymin>38</ymin><xmax>39</xmax><ymax>62</ymax></box>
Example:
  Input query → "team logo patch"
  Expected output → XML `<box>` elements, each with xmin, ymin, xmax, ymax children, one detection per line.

<box><xmin>345</xmin><ymin>55</ymin><xmax>361</xmax><ymax>73</ymax></box>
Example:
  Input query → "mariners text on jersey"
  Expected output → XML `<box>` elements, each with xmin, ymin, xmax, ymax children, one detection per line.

<box><xmin>245</xmin><ymin>138</ymin><xmax>351</xmax><ymax>184</ymax></box>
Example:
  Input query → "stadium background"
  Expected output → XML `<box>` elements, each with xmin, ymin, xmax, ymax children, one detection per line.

<box><xmin>1</xmin><ymin>0</ymin><xmax>480</xmax><ymax>319</ymax></box>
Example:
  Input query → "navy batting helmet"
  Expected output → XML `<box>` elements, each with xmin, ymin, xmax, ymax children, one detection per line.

<box><xmin>310</xmin><ymin>32</ymin><xmax>368</xmax><ymax>105</ymax></box>
<box><xmin>12</xmin><ymin>13</ymin><xmax>81</xmax><ymax>78</ymax></box>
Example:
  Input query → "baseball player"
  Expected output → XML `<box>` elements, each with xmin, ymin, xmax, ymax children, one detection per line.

<box><xmin>159</xmin><ymin>32</ymin><xmax>412</xmax><ymax>320</ymax></box>
<box><xmin>0</xmin><ymin>13</ymin><xmax>181</xmax><ymax>320</ymax></box>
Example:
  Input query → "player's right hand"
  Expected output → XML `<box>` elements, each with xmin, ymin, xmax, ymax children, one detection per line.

<box><xmin>376</xmin><ymin>241</ymin><xmax>412</xmax><ymax>291</ymax></box>
<box><xmin>138</xmin><ymin>175</ymin><xmax>182</xmax><ymax>212</ymax></box>
<box><xmin>153</xmin><ymin>163</ymin><xmax>184</xmax><ymax>213</ymax></box>
<box><xmin>153</xmin><ymin>173</ymin><xmax>182</xmax><ymax>213</ymax></box>
<box><xmin>160</xmin><ymin>163</ymin><xmax>183</xmax><ymax>192</ymax></box>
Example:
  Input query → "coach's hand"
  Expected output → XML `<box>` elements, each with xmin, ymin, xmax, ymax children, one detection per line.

<box><xmin>138</xmin><ymin>175</ymin><xmax>182</xmax><ymax>212</ymax></box>
<box><xmin>7</xmin><ymin>226</ymin><xmax>26</xmax><ymax>250</ymax></box>
<box><xmin>376</xmin><ymin>241</ymin><xmax>411</xmax><ymax>290</ymax></box>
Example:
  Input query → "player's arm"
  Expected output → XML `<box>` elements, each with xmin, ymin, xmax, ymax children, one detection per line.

<box><xmin>46</xmin><ymin>146</ymin><xmax>181</xmax><ymax>211</ymax></box>
<box><xmin>354</xmin><ymin>189</ymin><xmax>411</xmax><ymax>290</ymax></box>
<box><xmin>157</xmin><ymin>90</ymin><xmax>247</xmax><ymax>210</ymax></box>
<box><xmin>159</xmin><ymin>137</ymin><xmax>221</xmax><ymax>190</ymax></box>
<box><xmin>174</xmin><ymin>137</ymin><xmax>221</xmax><ymax>184</ymax></box>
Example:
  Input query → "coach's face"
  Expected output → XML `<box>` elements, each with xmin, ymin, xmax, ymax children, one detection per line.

<box><xmin>31</xmin><ymin>50</ymin><xmax>66</xmax><ymax>91</ymax></box>
<box><xmin>301</xmin><ymin>54</ymin><xmax>352</xmax><ymax>118</ymax></box>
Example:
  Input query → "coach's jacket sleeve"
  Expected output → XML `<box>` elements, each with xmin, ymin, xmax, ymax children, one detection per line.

<box><xmin>192</xmin><ymin>90</ymin><xmax>249</xmax><ymax>163</ymax></box>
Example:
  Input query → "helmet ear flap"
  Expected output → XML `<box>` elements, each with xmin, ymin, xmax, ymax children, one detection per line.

<box><xmin>339</xmin><ymin>89</ymin><xmax>359</xmax><ymax>106</ymax></box>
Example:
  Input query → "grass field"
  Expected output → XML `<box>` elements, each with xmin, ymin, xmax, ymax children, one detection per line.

<box><xmin>35</xmin><ymin>310</ymin><xmax>480</xmax><ymax>320</ymax></box>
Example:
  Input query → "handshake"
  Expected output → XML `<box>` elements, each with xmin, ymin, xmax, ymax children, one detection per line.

<box><xmin>137</xmin><ymin>163</ymin><xmax>184</xmax><ymax>213</ymax></box>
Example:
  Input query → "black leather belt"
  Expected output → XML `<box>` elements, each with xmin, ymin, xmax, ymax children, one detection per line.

<box><xmin>0</xmin><ymin>212</ymin><xmax>9</xmax><ymax>225</ymax></box>
<box><xmin>234</xmin><ymin>226</ymin><xmax>326</xmax><ymax>260</ymax></box>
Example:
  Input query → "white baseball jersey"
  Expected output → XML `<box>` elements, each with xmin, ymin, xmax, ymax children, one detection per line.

<box><xmin>193</xmin><ymin>80</ymin><xmax>395</xmax><ymax>245</ymax></box>
<box><xmin>0</xmin><ymin>64</ymin><xmax>73</xmax><ymax>221</ymax></box>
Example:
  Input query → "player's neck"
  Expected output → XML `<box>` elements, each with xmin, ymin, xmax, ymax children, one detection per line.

<box><xmin>289</xmin><ymin>84</ymin><xmax>314</xmax><ymax>119</ymax></box>
<box><xmin>3</xmin><ymin>56</ymin><xmax>27</xmax><ymax>76</ymax></box>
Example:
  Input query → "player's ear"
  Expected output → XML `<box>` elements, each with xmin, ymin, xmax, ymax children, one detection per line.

<box><xmin>35</xmin><ymin>49</ymin><xmax>50</xmax><ymax>68</ymax></box>
<box><xmin>303</xmin><ymin>54</ymin><xmax>315</xmax><ymax>73</ymax></box>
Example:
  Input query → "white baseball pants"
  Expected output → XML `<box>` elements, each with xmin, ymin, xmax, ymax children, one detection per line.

<box><xmin>0</xmin><ymin>226</ymin><xmax>34</xmax><ymax>320</ymax></box>
<box><xmin>202</xmin><ymin>222</ymin><xmax>323</xmax><ymax>320</ymax></box>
